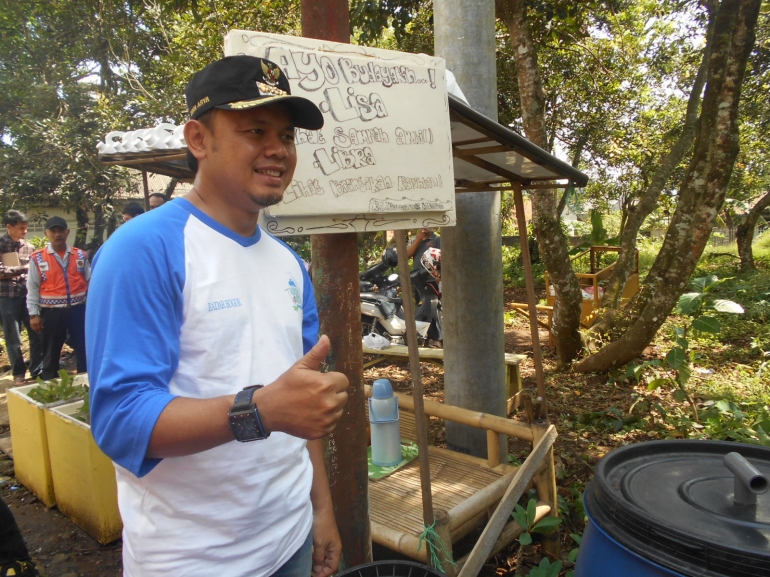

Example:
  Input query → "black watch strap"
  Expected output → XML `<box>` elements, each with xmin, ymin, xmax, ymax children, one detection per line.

<box><xmin>233</xmin><ymin>384</ymin><xmax>262</xmax><ymax>411</ymax></box>
<box><xmin>229</xmin><ymin>384</ymin><xmax>270</xmax><ymax>442</ymax></box>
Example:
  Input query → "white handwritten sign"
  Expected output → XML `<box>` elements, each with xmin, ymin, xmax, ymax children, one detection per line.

<box><xmin>224</xmin><ymin>31</ymin><xmax>456</xmax><ymax>235</ymax></box>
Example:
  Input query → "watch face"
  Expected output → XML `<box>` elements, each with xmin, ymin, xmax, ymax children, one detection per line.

<box><xmin>230</xmin><ymin>410</ymin><xmax>261</xmax><ymax>441</ymax></box>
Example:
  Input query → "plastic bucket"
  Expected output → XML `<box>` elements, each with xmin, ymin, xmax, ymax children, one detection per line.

<box><xmin>338</xmin><ymin>561</ymin><xmax>445</xmax><ymax>577</ymax></box>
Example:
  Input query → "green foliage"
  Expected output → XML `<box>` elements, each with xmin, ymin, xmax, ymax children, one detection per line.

<box><xmin>575</xmin><ymin>404</ymin><xmax>644</xmax><ymax>432</ymax></box>
<box><xmin>0</xmin><ymin>0</ymin><xmax>138</xmax><ymax>240</ymax></box>
<box><xmin>568</xmin><ymin>532</ymin><xmax>582</xmax><ymax>563</ymax></box>
<box><xmin>627</xmin><ymin>275</ymin><xmax>745</xmax><ymax>425</ymax></box>
<box><xmin>502</xmin><ymin>245</ymin><xmax>546</xmax><ymax>289</ymax></box>
<box><xmin>350</xmin><ymin>0</ymin><xmax>425</xmax><ymax>47</ymax></box>
<box><xmin>26</xmin><ymin>370</ymin><xmax>87</xmax><ymax>405</ymax></box>
<box><xmin>528</xmin><ymin>557</ymin><xmax>563</xmax><ymax>577</ymax></box>
<box><xmin>27</xmin><ymin>236</ymin><xmax>48</xmax><ymax>250</ymax></box>
<box><xmin>699</xmin><ymin>400</ymin><xmax>770</xmax><ymax>447</ymax></box>
<box><xmin>511</xmin><ymin>498</ymin><xmax>562</xmax><ymax>546</ymax></box>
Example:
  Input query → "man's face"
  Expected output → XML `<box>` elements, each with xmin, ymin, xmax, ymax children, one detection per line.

<box><xmin>45</xmin><ymin>226</ymin><xmax>69</xmax><ymax>249</ymax></box>
<box><xmin>6</xmin><ymin>222</ymin><xmax>28</xmax><ymax>242</ymax></box>
<box><xmin>122</xmin><ymin>213</ymin><xmax>133</xmax><ymax>223</ymax></box>
<box><xmin>149</xmin><ymin>196</ymin><xmax>166</xmax><ymax>210</ymax></box>
<box><xmin>198</xmin><ymin>104</ymin><xmax>297</xmax><ymax>211</ymax></box>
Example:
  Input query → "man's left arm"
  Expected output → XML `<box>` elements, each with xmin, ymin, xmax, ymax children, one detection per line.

<box><xmin>308</xmin><ymin>439</ymin><xmax>342</xmax><ymax>577</ymax></box>
<box><xmin>27</xmin><ymin>259</ymin><xmax>43</xmax><ymax>332</ymax></box>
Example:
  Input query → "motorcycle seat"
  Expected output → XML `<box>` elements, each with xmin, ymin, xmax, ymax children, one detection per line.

<box><xmin>361</xmin><ymin>292</ymin><xmax>402</xmax><ymax>306</ymax></box>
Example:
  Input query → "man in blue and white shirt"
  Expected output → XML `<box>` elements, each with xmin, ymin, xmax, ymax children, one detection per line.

<box><xmin>87</xmin><ymin>56</ymin><xmax>349</xmax><ymax>577</ymax></box>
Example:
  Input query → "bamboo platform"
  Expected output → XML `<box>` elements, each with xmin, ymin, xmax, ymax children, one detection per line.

<box><xmin>364</xmin><ymin>387</ymin><xmax>557</xmax><ymax>574</ymax></box>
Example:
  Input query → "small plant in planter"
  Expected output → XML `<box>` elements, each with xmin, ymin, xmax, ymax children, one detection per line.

<box><xmin>27</xmin><ymin>370</ymin><xmax>88</xmax><ymax>405</ymax></box>
<box><xmin>72</xmin><ymin>394</ymin><xmax>90</xmax><ymax>425</ymax></box>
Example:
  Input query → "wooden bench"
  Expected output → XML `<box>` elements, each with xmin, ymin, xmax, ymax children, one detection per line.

<box><xmin>363</xmin><ymin>344</ymin><xmax>526</xmax><ymax>399</ymax></box>
<box><xmin>364</xmin><ymin>386</ymin><xmax>558</xmax><ymax>575</ymax></box>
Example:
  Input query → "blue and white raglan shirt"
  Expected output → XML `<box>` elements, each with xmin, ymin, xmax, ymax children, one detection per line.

<box><xmin>86</xmin><ymin>199</ymin><xmax>319</xmax><ymax>577</ymax></box>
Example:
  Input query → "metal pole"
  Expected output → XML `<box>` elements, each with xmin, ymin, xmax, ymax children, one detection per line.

<box><xmin>513</xmin><ymin>183</ymin><xmax>547</xmax><ymax>418</ymax></box>
<box><xmin>301</xmin><ymin>0</ymin><xmax>372</xmax><ymax>568</ymax></box>
<box><xmin>435</xmin><ymin>0</ymin><xmax>506</xmax><ymax>457</ymax></box>
<box><xmin>394</xmin><ymin>231</ymin><xmax>435</xmax><ymax>526</ymax></box>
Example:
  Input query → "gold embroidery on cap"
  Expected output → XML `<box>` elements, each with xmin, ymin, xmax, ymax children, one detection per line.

<box><xmin>257</xmin><ymin>82</ymin><xmax>287</xmax><ymax>96</ymax></box>
<box><xmin>225</xmin><ymin>95</ymin><xmax>287</xmax><ymax>110</ymax></box>
<box><xmin>190</xmin><ymin>95</ymin><xmax>210</xmax><ymax>116</ymax></box>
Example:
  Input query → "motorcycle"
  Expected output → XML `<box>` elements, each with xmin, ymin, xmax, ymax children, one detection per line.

<box><xmin>359</xmin><ymin>246</ymin><xmax>442</xmax><ymax>345</ymax></box>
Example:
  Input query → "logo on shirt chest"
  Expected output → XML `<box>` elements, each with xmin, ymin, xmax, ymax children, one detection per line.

<box><xmin>286</xmin><ymin>279</ymin><xmax>302</xmax><ymax>312</ymax></box>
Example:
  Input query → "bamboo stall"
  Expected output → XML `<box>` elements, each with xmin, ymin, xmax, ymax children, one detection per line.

<box><xmin>364</xmin><ymin>385</ymin><xmax>557</xmax><ymax>576</ymax></box>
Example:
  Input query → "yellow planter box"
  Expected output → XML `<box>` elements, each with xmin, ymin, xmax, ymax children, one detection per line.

<box><xmin>7</xmin><ymin>385</ymin><xmax>56</xmax><ymax>507</ymax></box>
<box><xmin>44</xmin><ymin>401</ymin><xmax>122</xmax><ymax>544</ymax></box>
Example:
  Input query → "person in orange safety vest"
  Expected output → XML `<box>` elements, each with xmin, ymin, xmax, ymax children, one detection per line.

<box><xmin>27</xmin><ymin>216</ymin><xmax>90</xmax><ymax>380</ymax></box>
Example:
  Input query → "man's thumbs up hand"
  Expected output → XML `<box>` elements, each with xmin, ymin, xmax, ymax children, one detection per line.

<box><xmin>255</xmin><ymin>335</ymin><xmax>349</xmax><ymax>439</ymax></box>
<box><xmin>296</xmin><ymin>334</ymin><xmax>332</xmax><ymax>372</ymax></box>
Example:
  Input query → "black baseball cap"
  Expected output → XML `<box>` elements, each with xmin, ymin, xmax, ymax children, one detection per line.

<box><xmin>44</xmin><ymin>216</ymin><xmax>68</xmax><ymax>230</ymax></box>
<box><xmin>185</xmin><ymin>56</ymin><xmax>324</xmax><ymax>130</ymax></box>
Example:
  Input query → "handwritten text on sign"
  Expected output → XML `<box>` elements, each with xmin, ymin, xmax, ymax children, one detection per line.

<box><xmin>224</xmin><ymin>31</ymin><xmax>455</xmax><ymax>235</ymax></box>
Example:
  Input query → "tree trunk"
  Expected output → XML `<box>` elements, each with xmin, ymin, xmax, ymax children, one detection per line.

<box><xmin>736</xmin><ymin>190</ymin><xmax>770</xmax><ymax>271</ymax></box>
<box><xmin>88</xmin><ymin>204</ymin><xmax>106</xmax><ymax>259</ymax></box>
<box><xmin>576</xmin><ymin>0</ymin><xmax>761</xmax><ymax>373</ymax></box>
<box><xmin>593</xmin><ymin>1</ymin><xmax>716</xmax><ymax>329</ymax></box>
<box><xmin>74</xmin><ymin>200</ymin><xmax>89</xmax><ymax>249</ymax></box>
<box><xmin>498</xmin><ymin>0</ymin><xmax>583</xmax><ymax>364</ymax></box>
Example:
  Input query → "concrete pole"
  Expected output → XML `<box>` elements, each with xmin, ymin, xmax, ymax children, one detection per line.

<box><xmin>434</xmin><ymin>0</ymin><xmax>507</xmax><ymax>457</ymax></box>
<box><xmin>301</xmin><ymin>0</ymin><xmax>372</xmax><ymax>568</ymax></box>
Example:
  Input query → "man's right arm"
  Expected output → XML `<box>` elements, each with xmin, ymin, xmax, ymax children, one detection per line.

<box><xmin>145</xmin><ymin>335</ymin><xmax>348</xmax><ymax>459</ymax></box>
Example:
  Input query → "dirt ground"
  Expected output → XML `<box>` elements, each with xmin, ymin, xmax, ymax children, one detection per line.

<box><xmin>0</xmin><ymin>290</ymin><xmax>569</xmax><ymax>577</ymax></box>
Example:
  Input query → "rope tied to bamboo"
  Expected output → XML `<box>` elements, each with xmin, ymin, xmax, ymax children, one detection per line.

<box><xmin>417</xmin><ymin>521</ymin><xmax>457</xmax><ymax>570</ymax></box>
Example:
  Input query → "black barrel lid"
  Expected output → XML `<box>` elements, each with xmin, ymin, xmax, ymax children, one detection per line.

<box><xmin>587</xmin><ymin>440</ymin><xmax>770</xmax><ymax>577</ymax></box>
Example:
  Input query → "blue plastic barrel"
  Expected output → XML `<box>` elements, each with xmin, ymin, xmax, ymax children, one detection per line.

<box><xmin>574</xmin><ymin>440</ymin><xmax>770</xmax><ymax>577</ymax></box>
<box><xmin>575</xmin><ymin>496</ymin><xmax>686</xmax><ymax>577</ymax></box>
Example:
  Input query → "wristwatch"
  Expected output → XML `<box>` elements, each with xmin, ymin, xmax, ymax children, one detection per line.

<box><xmin>228</xmin><ymin>385</ymin><xmax>270</xmax><ymax>442</ymax></box>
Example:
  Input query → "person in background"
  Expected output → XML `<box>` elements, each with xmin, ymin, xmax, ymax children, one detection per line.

<box><xmin>0</xmin><ymin>497</ymin><xmax>40</xmax><ymax>577</ymax></box>
<box><xmin>148</xmin><ymin>193</ymin><xmax>168</xmax><ymax>210</ymax></box>
<box><xmin>87</xmin><ymin>55</ymin><xmax>348</xmax><ymax>577</ymax></box>
<box><xmin>407</xmin><ymin>227</ymin><xmax>440</xmax><ymax>273</ymax></box>
<box><xmin>0</xmin><ymin>210</ymin><xmax>43</xmax><ymax>383</ymax></box>
<box><xmin>27</xmin><ymin>217</ymin><xmax>90</xmax><ymax>380</ymax></box>
<box><xmin>122</xmin><ymin>202</ymin><xmax>145</xmax><ymax>222</ymax></box>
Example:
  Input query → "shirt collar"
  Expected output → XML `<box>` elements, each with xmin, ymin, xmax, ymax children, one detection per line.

<box><xmin>46</xmin><ymin>244</ymin><xmax>72</xmax><ymax>255</ymax></box>
<box><xmin>2</xmin><ymin>232</ymin><xmax>20</xmax><ymax>247</ymax></box>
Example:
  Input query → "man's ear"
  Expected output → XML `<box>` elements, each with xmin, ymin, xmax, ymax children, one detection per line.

<box><xmin>184</xmin><ymin>119</ymin><xmax>208</xmax><ymax>164</ymax></box>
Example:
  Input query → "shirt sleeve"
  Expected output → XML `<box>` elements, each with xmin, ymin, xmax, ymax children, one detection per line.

<box><xmin>26</xmin><ymin>257</ymin><xmax>41</xmax><ymax>316</ymax></box>
<box><xmin>86</xmin><ymin>211</ymin><xmax>187</xmax><ymax>477</ymax></box>
<box><xmin>300</xmin><ymin>260</ymin><xmax>319</xmax><ymax>355</ymax></box>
